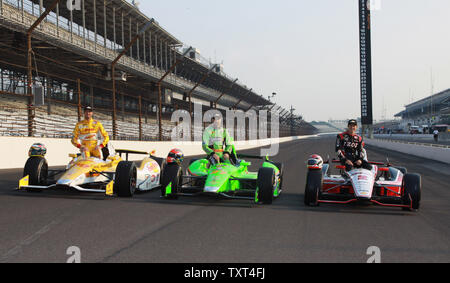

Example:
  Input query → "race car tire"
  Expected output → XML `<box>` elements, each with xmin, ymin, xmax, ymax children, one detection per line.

<box><xmin>304</xmin><ymin>170</ymin><xmax>322</xmax><ymax>206</ymax></box>
<box><xmin>395</xmin><ymin>167</ymin><xmax>408</xmax><ymax>175</ymax></box>
<box><xmin>257</xmin><ymin>167</ymin><xmax>276</xmax><ymax>204</ymax></box>
<box><xmin>161</xmin><ymin>163</ymin><xmax>182</xmax><ymax>200</ymax></box>
<box><xmin>23</xmin><ymin>157</ymin><xmax>48</xmax><ymax>190</ymax></box>
<box><xmin>153</xmin><ymin>157</ymin><xmax>166</xmax><ymax>170</ymax></box>
<box><xmin>402</xmin><ymin>173</ymin><xmax>421</xmax><ymax>211</ymax></box>
<box><xmin>154</xmin><ymin>158</ymin><xmax>166</xmax><ymax>177</ymax></box>
<box><xmin>114</xmin><ymin>161</ymin><xmax>137</xmax><ymax>197</ymax></box>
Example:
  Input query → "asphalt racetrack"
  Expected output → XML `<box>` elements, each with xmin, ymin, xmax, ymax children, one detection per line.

<box><xmin>0</xmin><ymin>135</ymin><xmax>449</xmax><ymax>263</ymax></box>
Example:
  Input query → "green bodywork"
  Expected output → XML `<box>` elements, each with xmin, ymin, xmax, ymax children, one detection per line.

<box><xmin>186</xmin><ymin>155</ymin><xmax>282</xmax><ymax>198</ymax></box>
<box><xmin>165</xmin><ymin>182</ymin><xmax>172</xmax><ymax>195</ymax></box>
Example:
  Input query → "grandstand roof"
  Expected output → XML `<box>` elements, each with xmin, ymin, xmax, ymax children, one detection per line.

<box><xmin>405</xmin><ymin>89</ymin><xmax>449</xmax><ymax>111</ymax></box>
<box><xmin>394</xmin><ymin>110</ymin><xmax>405</xmax><ymax>118</ymax></box>
<box><xmin>0</xmin><ymin>0</ymin><xmax>273</xmax><ymax>112</ymax></box>
<box><xmin>31</xmin><ymin>0</ymin><xmax>182</xmax><ymax>46</ymax></box>
<box><xmin>28</xmin><ymin>0</ymin><xmax>271</xmax><ymax>109</ymax></box>
<box><xmin>174</xmin><ymin>54</ymin><xmax>269</xmax><ymax>107</ymax></box>
<box><xmin>395</xmin><ymin>89</ymin><xmax>450</xmax><ymax>117</ymax></box>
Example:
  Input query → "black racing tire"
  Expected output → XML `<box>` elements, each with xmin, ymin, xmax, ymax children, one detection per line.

<box><xmin>161</xmin><ymin>163</ymin><xmax>182</xmax><ymax>200</ymax></box>
<box><xmin>257</xmin><ymin>167</ymin><xmax>276</xmax><ymax>205</ymax></box>
<box><xmin>155</xmin><ymin>158</ymin><xmax>167</xmax><ymax>179</ymax></box>
<box><xmin>402</xmin><ymin>173</ymin><xmax>421</xmax><ymax>211</ymax></box>
<box><xmin>395</xmin><ymin>167</ymin><xmax>408</xmax><ymax>175</ymax></box>
<box><xmin>114</xmin><ymin>161</ymin><xmax>137</xmax><ymax>198</ymax></box>
<box><xmin>23</xmin><ymin>157</ymin><xmax>48</xmax><ymax>190</ymax></box>
<box><xmin>304</xmin><ymin>170</ymin><xmax>322</xmax><ymax>206</ymax></box>
<box><xmin>153</xmin><ymin>157</ymin><xmax>166</xmax><ymax>169</ymax></box>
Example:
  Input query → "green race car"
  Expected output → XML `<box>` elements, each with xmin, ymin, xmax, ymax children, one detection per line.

<box><xmin>160</xmin><ymin>149</ymin><xmax>283</xmax><ymax>204</ymax></box>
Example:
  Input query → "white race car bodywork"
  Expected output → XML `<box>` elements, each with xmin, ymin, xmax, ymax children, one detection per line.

<box><xmin>347</xmin><ymin>167</ymin><xmax>377</xmax><ymax>199</ymax></box>
<box><xmin>135</xmin><ymin>157</ymin><xmax>161</xmax><ymax>191</ymax></box>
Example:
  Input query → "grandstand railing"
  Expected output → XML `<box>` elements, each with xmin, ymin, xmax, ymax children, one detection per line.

<box><xmin>0</xmin><ymin>1</ymin><xmax>243</xmax><ymax>108</ymax></box>
<box><xmin>0</xmin><ymin>95</ymin><xmax>309</xmax><ymax>141</ymax></box>
<box><xmin>0</xmin><ymin>1</ymin><xmax>314</xmax><ymax>141</ymax></box>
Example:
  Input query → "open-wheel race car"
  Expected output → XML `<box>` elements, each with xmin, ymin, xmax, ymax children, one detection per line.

<box><xmin>18</xmin><ymin>143</ymin><xmax>166</xmax><ymax>197</ymax></box>
<box><xmin>159</xmin><ymin>148</ymin><xmax>283</xmax><ymax>205</ymax></box>
<box><xmin>304</xmin><ymin>155</ymin><xmax>421</xmax><ymax>211</ymax></box>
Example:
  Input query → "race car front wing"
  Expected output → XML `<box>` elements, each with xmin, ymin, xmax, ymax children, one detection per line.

<box><xmin>18</xmin><ymin>175</ymin><xmax>115</xmax><ymax>196</ymax></box>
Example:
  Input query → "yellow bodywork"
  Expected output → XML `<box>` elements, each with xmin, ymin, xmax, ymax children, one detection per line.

<box><xmin>105</xmin><ymin>181</ymin><xmax>114</xmax><ymax>196</ymax></box>
<box><xmin>62</xmin><ymin>155</ymin><xmax>122</xmax><ymax>182</ymax></box>
<box><xmin>18</xmin><ymin>175</ymin><xmax>29</xmax><ymax>190</ymax></box>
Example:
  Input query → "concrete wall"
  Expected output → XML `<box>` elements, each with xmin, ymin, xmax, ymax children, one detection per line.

<box><xmin>374</xmin><ymin>133</ymin><xmax>450</xmax><ymax>141</ymax></box>
<box><xmin>374</xmin><ymin>134</ymin><xmax>434</xmax><ymax>140</ymax></box>
<box><xmin>1</xmin><ymin>135</ymin><xmax>317</xmax><ymax>170</ymax></box>
<box><xmin>365</xmin><ymin>139</ymin><xmax>450</xmax><ymax>164</ymax></box>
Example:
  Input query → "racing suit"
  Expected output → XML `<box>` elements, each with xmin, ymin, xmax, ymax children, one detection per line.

<box><xmin>202</xmin><ymin>125</ymin><xmax>234</xmax><ymax>164</ymax></box>
<box><xmin>336</xmin><ymin>132</ymin><xmax>372</xmax><ymax>171</ymax></box>
<box><xmin>71</xmin><ymin>119</ymin><xmax>110</xmax><ymax>159</ymax></box>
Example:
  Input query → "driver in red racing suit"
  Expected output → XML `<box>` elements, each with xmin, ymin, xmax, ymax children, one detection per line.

<box><xmin>336</xmin><ymin>119</ymin><xmax>372</xmax><ymax>172</ymax></box>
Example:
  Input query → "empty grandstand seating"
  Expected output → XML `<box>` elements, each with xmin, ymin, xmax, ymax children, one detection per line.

<box><xmin>0</xmin><ymin>94</ymin><xmax>175</xmax><ymax>140</ymax></box>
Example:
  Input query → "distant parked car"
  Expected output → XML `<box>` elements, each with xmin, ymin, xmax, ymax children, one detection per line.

<box><xmin>409</xmin><ymin>126</ymin><xmax>420</xmax><ymax>135</ymax></box>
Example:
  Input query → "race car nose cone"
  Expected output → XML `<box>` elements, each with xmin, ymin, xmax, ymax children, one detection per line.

<box><xmin>57</xmin><ymin>179</ymin><xmax>72</xmax><ymax>186</ymax></box>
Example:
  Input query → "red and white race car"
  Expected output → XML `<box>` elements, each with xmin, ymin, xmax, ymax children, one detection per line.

<box><xmin>304</xmin><ymin>155</ymin><xmax>421</xmax><ymax>211</ymax></box>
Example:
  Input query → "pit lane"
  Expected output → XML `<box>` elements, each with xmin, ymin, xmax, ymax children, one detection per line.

<box><xmin>0</xmin><ymin>136</ymin><xmax>449</xmax><ymax>263</ymax></box>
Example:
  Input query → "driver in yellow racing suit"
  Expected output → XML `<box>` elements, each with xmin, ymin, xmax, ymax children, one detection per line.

<box><xmin>71</xmin><ymin>106</ymin><xmax>110</xmax><ymax>159</ymax></box>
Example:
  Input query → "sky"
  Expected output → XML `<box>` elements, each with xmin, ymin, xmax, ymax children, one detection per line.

<box><xmin>132</xmin><ymin>0</ymin><xmax>450</xmax><ymax>122</ymax></box>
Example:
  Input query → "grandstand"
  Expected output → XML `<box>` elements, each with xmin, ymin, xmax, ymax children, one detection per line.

<box><xmin>395</xmin><ymin>89</ymin><xmax>450</xmax><ymax>131</ymax></box>
<box><xmin>0</xmin><ymin>93</ymin><xmax>175</xmax><ymax>139</ymax></box>
<box><xmin>310</xmin><ymin>121</ymin><xmax>343</xmax><ymax>134</ymax></box>
<box><xmin>0</xmin><ymin>0</ymin><xmax>315</xmax><ymax>141</ymax></box>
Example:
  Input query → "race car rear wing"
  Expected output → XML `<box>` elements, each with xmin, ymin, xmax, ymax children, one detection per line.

<box><xmin>237</xmin><ymin>154</ymin><xmax>264</xmax><ymax>160</ymax></box>
<box><xmin>330</xmin><ymin>159</ymin><xmax>386</xmax><ymax>166</ymax></box>
<box><xmin>116</xmin><ymin>149</ymin><xmax>154</xmax><ymax>161</ymax></box>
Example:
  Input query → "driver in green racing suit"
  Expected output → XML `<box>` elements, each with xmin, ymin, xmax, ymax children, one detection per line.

<box><xmin>202</xmin><ymin>114</ymin><xmax>234</xmax><ymax>165</ymax></box>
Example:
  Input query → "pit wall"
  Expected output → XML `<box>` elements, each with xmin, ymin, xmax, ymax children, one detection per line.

<box><xmin>373</xmin><ymin>134</ymin><xmax>450</xmax><ymax>141</ymax></box>
<box><xmin>0</xmin><ymin>135</ymin><xmax>317</xmax><ymax>170</ymax></box>
<box><xmin>365</xmin><ymin>139</ymin><xmax>450</xmax><ymax>165</ymax></box>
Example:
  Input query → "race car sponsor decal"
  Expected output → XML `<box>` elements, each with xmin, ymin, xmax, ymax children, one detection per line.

<box><xmin>77</xmin><ymin>163</ymin><xmax>91</xmax><ymax>168</ymax></box>
<box><xmin>144</xmin><ymin>162</ymin><xmax>160</xmax><ymax>173</ymax></box>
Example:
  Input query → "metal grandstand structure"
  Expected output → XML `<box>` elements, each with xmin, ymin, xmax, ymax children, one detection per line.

<box><xmin>395</xmin><ymin>89</ymin><xmax>450</xmax><ymax>126</ymax></box>
<box><xmin>0</xmin><ymin>0</ymin><xmax>315</xmax><ymax>141</ymax></box>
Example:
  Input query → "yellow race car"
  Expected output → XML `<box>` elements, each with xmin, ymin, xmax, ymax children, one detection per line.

<box><xmin>19</xmin><ymin>143</ymin><xmax>166</xmax><ymax>197</ymax></box>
